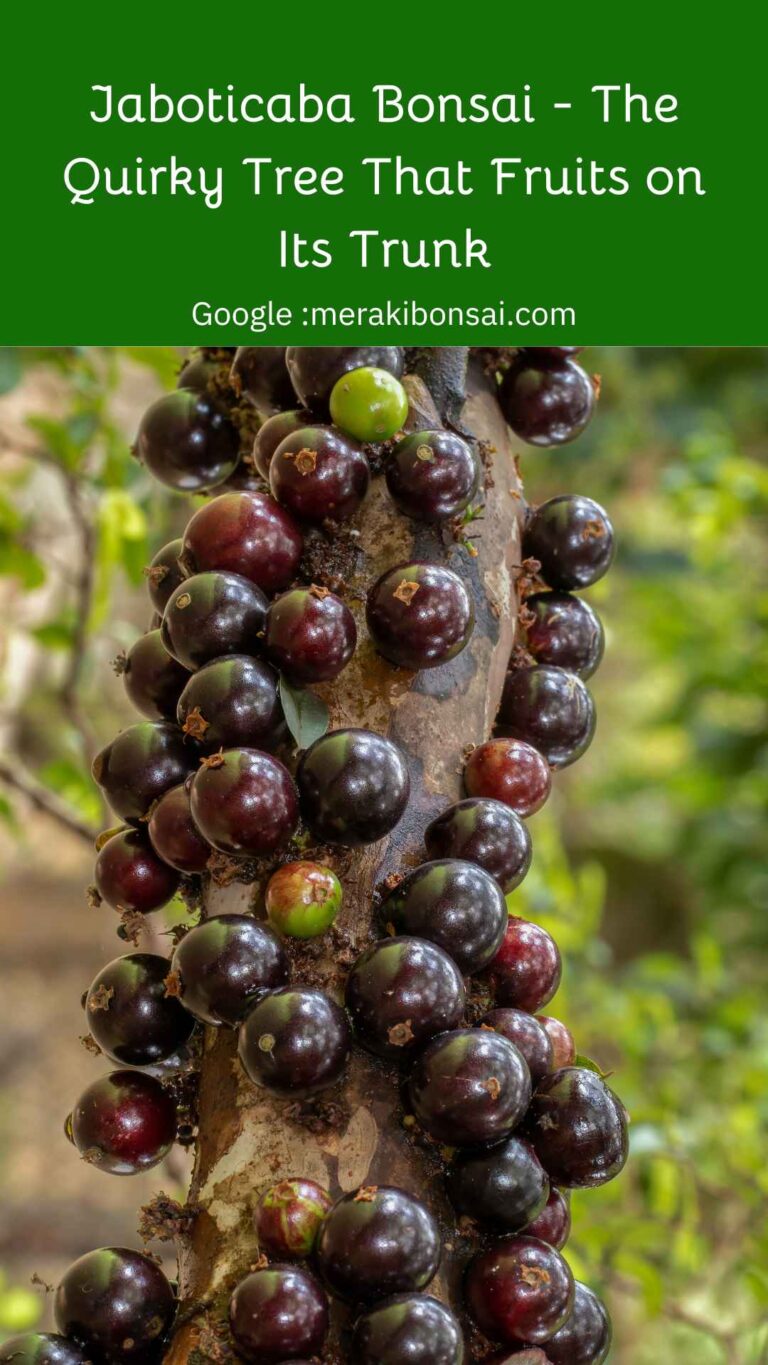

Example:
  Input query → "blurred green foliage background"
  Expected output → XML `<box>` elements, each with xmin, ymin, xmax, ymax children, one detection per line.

<box><xmin>0</xmin><ymin>346</ymin><xmax>765</xmax><ymax>1362</ymax></box>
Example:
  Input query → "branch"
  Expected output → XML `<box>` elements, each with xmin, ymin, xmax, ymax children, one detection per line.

<box><xmin>0</xmin><ymin>758</ymin><xmax>98</xmax><ymax>843</ymax></box>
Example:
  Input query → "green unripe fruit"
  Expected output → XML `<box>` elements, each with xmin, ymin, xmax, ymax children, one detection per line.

<box><xmin>265</xmin><ymin>861</ymin><xmax>342</xmax><ymax>938</ymax></box>
<box><xmin>330</xmin><ymin>366</ymin><xmax>409</xmax><ymax>442</ymax></box>
<box><xmin>255</xmin><ymin>1177</ymin><xmax>332</xmax><ymax>1258</ymax></box>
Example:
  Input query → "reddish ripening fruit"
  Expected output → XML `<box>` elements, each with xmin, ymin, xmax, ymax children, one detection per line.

<box><xmin>230</xmin><ymin>346</ymin><xmax>295</xmax><ymax>416</ymax></box>
<box><xmin>229</xmin><ymin>1264</ymin><xmax>329</xmax><ymax>1365</ymax></box>
<box><xmin>485</xmin><ymin>918</ymin><xmax>562</xmax><ymax>1015</ymax></box>
<box><xmin>190</xmin><ymin>748</ymin><xmax>298</xmax><ymax>857</ymax></box>
<box><xmin>465</xmin><ymin>1237</ymin><xmax>574</xmax><ymax>1345</ymax></box>
<box><xmin>385</xmin><ymin>429</ymin><xmax>478</xmax><ymax>522</ymax></box>
<box><xmin>316</xmin><ymin>1186</ymin><xmax>440</xmax><ymax>1302</ymax></box>
<box><xmin>297</xmin><ymin>728</ymin><xmax>410</xmax><ymax>847</ymax></box>
<box><xmin>447</xmin><ymin>1136</ymin><xmax>549</xmax><ymax>1233</ymax></box>
<box><xmin>92</xmin><ymin>721</ymin><xmax>195</xmax><ymax>824</ymax></box>
<box><xmin>255</xmin><ymin>1178</ymin><xmax>332</xmax><ymax>1258</ymax></box>
<box><xmin>524</xmin><ymin>593</ymin><xmax>604</xmax><ymax>680</ymax></box>
<box><xmin>177</xmin><ymin>654</ymin><xmax>284</xmax><ymax>753</ymax></box>
<box><xmin>345</xmin><ymin>936</ymin><xmax>466</xmax><ymax>1061</ymax></box>
<box><xmin>352</xmin><ymin>1294</ymin><xmax>465</xmax><ymax>1365</ymax></box>
<box><xmin>121</xmin><ymin>629</ymin><xmax>190</xmax><ymax>721</ymax></box>
<box><xmin>523</xmin><ymin>496</ymin><xmax>615</xmax><ymax>592</ymax></box>
<box><xmin>523</xmin><ymin>1188</ymin><xmax>572</xmax><ymax>1251</ymax></box>
<box><xmin>170</xmin><ymin>914</ymin><xmax>289</xmax><ymax>1027</ymax></box>
<box><xmin>366</xmin><ymin>561</ymin><xmax>474</xmax><ymax>670</ymax></box>
<box><xmin>238</xmin><ymin>987</ymin><xmax>351</xmax><ymax>1098</ymax></box>
<box><xmin>270</xmin><ymin>425</ymin><xmax>370</xmax><ymax>524</ymax></box>
<box><xmin>407</xmin><ymin>1028</ymin><xmax>531</xmax><ymax>1147</ymax></box>
<box><xmin>161</xmin><ymin>571</ymin><xmax>267</xmax><ymax>672</ymax></box>
<box><xmin>265</xmin><ymin>586</ymin><xmax>357</xmax><ymax>685</ymax></box>
<box><xmin>285</xmin><ymin>346</ymin><xmax>404</xmax><ymax>411</ymax></box>
<box><xmin>135</xmin><ymin>389</ymin><xmax>240</xmax><ymax>492</ymax></box>
<box><xmin>95</xmin><ymin>829</ymin><xmax>180</xmax><ymax>914</ymax></box>
<box><xmin>482</xmin><ymin>1008</ymin><xmax>554</xmax><ymax>1084</ymax></box>
<box><xmin>265</xmin><ymin>861</ymin><xmax>343</xmax><ymax>939</ymax></box>
<box><xmin>145</xmin><ymin>537</ymin><xmax>185</xmax><ymax>615</ymax></box>
<box><xmin>464</xmin><ymin>739</ymin><xmax>552</xmax><ymax>819</ymax></box>
<box><xmin>85</xmin><ymin>952</ymin><xmax>194</xmax><ymax>1067</ymax></box>
<box><xmin>424</xmin><ymin>798</ymin><xmax>532</xmax><ymax>894</ymax></box>
<box><xmin>380</xmin><ymin>860</ymin><xmax>508</xmax><ymax>975</ymax></box>
<box><xmin>148</xmin><ymin>781</ymin><xmax>211</xmax><ymax>873</ymax></box>
<box><xmin>55</xmin><ymin>1247</ymin><xmax>175</xmax><ymax>1363</ymax></box>
<box><xmin>499</xmin><ymin>359</ymin><xmax>595</xmax><ymax>447</ymax></box>
<box><xmin>498</xmin><ymin>666</ymin><xmax>595</xmax><ymax>770</ymax></box>
<box><xmin>252</xmin><ymin>409</ymin><xmax>311</xmax><ymax>480</ymax></box>
<box><xmin>525</xmin><ymin>1068</ymin><xmax>629</xmax><ymax>1188</ymax></box>
<box><xmin>537</xmin><ymin>1281</ymin><xmax>611</xmax><ymax>1365</ymax></box>
<box><xmin>66</xmin><ymin>1070</ymin><xmax>176</xmax><ymax>1175</ymax></box>
<box><xmin>0</xmin><ymin>1336</ymin><xmax>90</xmax><ymax>1365</ymax></box>
<box><xmin>536</xmin><ymin>1016</ymin><xmax>576</xmax><ymax>1070</ymax></box>
<box><xmin>182</xmin><ymin>490</ymin><xmax>303</xmax><ymax>596</ymax></box>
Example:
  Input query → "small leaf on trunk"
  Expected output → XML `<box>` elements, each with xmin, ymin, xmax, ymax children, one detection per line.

<box><xmin>279</xmin><ymin>676</ymin><xmax>329</xmax><ymax>751</ymax></box>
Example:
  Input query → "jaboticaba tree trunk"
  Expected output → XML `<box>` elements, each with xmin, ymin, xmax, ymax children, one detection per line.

<box><xmin>165</xmin><ymin>354</ymin><xmax>523</xmax><ymax>1364</ymax></box>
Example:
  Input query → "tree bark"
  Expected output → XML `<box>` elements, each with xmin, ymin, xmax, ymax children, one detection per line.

<box><xmin>164</xmin><ymin>353</ymin><xmax>523</xmax><ymax>1363</ymax></box>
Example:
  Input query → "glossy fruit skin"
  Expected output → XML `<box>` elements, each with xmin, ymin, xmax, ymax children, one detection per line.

<box><xmin>161</xmin><ymin>571</ymin><xmax>267</xmax><ymax>672</ymax></box>
<box><xmin>464</xmin><ymin>739</ymin><xmax>552</xmax><ymax>819</ymax></box>
<box><xmin>465</xmin><ymin>1237</ymin><xmax>574</xmax><ymax>1345</ymax></box>
<box><xmin>55</xmin><ymin>1247</ymin><xmax>175</xmax><ymax>1363</ymax></box>
<box><xmin>499</xmin><ymin>359</ymin><xmax>594</xmax><ymax>447</ymax></box>
<box><xmin>345</xmin><ymin>936</ymin><xmax>466</xmax><ymax>1060</ymax></box>
<box><xmin>182</xmin><ymin>490</ymin><xmax>303</xmax><ymax>596</ymax></box>
<box><xmin>145</xmin><ymin>537</ymin><xmax>185</xmax><ymax>614</ymax></box>
<box><xmin>536</xmin><ymin>1017</ymin><xmax>576</xmax><ymax>1070</ymax></box>
<box><xmin>190</xmin><ymin>747</ymin><xmax>298</xmax><ymax>857</ymax></box>
<box><xmin>85</xmin><ymin>952</ymin><xmax>194</xmax><ymax>1066</ymax></box>
<box><xmin>136</xmin><ymin>389</ymin><xmax>240</xmax><ymax>491</ymax></box>
<box><xmin>297</xmin><ymin>728</ymin><xmax>410</xmax><ymax>847</ymax></box>
<box><xmin>177</xmin><ymin>351</ymin><xmax>220</xmax><ymax>394</ymax></box>
<box><xmin>229</xmin><ymin>1264</ymin><xmax>328</xmax><ymax>1365</ymax></box>
<box><xmin>352</xmin><ymin>1293</ymin><xmax>465</xmax><ymax>1365</ymax></box>
<box><xmin>486</xmin><ymin>918</ymin><xmax>562</xmax><ymax>1015</ymax></box>
<box><xmin>482</xmin><ymin>1008</ymin><xmax>554</xmax><ymax>1084</ymax></box>
<box><xmin>286</xmin><ymin>346</ymin><xmax>404</xmax><ymax>411</ymax></box>
<box><xmin>230</xmin><ymin>346</ymin><xmax>295</xmax><ymax>416</ymax></box>
<box><xmin>270</xmin><ymin>425</ymin><xmax>370</xmax><ymax>524</ymax></box>
<box><xmin>535</xmin><ymin>1281</ymin><xmax>611</xmax><ymax>1365</ymax></box>
<box><xmin>255</xmin><ymin>1178</ymin><xmax>332</xmax><ymax>1258</ymax></box>
<box><xmin>265</xmin><ymin>861</ymin><xmax>342</xmax><ymax>938</ymax></box>
<box><xmin>265</xmin><ymin>586</ymin><xmax>356</xmax><ymax>685</ymax></box>
<box><xmin>524</xmin><ymin>593</ymin><xmax>604</xmax><ymax>681</ymax></box>
<box><xmin>238</xmin><ymin>987</ymin><xmax>351</xmax><ymax>1097</ymax></box>
<box><xmin>171</xmin><ymin>914</ymin><xmax>289</xmax><ymax>1027</ymax></box>
<box><xmin>316</xmin><ymin>1185</ymin><xmax>440</xmax><ymax>1302</ymax></box>
<box><xmin>329</xmin><ymin>366</ymin><xmax>409</xmax><ymax>442</ymax></box>
<box><xmin>525</xmin><ymin>1068</ymin><xmax>629</xmax><ymax>1188</ymax></box>
<box><xmin>0</xmin><ymin>1335</ymin><xmax>90</xmax><ymax>1365</ymax></box>
<box><xmin>381</xmin><ymin>860</ymin><xmax>507</xmax><ymax>975</ymax></box>
<box><xmin>92</xmin><ymin>721</ymin><xmax>195</xmax><ymax>824</ymax></box>
<box><xmin>366</xmin><ymin>561</ymin><xmax>474</xmax><ymax>670</ymax></box>
<box><xmin>499</xmin><ymin>666</ymin><xmax>595</xmax><ymax>770</ymax></box>
<box><xmin>95</xmin><ymin>829</ymin><xmax>180</xmax><ymax>914</ymax></box>
<box><xmin>425</xmin><ymin>798</ymin><xmax>532</xmax><ymax>894</ymax></box>
<box><xmin>148</xmin><ymin>781</ymin><xmax>211</xmax><ymax>874</ymax></box>
<box><xmin>523</xmin><ymin>1188</ymin><xmax>571</xmax><ymax>1250</ymax></box>
<box><xmin>252</xmin><ymin>408</ymin><xmax>311</xmax><ymax>479</ymax></box>
<box><xmin>447</xmin><ymin>1136</ymin><xmax>549</xmax><ymax>1233</ymax></box>
<box><xmin>122</xmin><ymin>629</ymin><xmax>190</xmax><ymax>721</ymax></box>
<box><xmin>177</xmin><ymin>654</ymin><xmax>284</xmax><ymax>753</ymax></box>
<box><xmin>67</xmin><ymin>1069</ymin><xmax>176</xmax><ymax>1175</ymax></box>
<box><xmin>385</xmin><ymin>429</ymin><xmax>478</xmax><ymax>522</ymax></box>
<box><xmin>523</xmin><ymin>496</ymin><xmax>615</xmax><ymax>591</ymax></box>
<box><xmin>407</xmin><ymin>1028</ymin><xmax>531</xmax><ymax>1147</ymax></box>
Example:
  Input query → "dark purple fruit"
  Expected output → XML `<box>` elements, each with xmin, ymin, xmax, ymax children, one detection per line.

<box><xmin>523</xmin><ymin>496</ymin><xmax>615</xmax><ymax>591</ymax></box>
<box><xmin>190</xmin><ymin>748</ymin><xmax>298</xmax><ymax>856</ymax></box>
<box><xmin>366</xmin><ymin>561</ymin><xmax>474</xmax><ymax>670</ymax></box>
<box><xmin>230</xmin><ymin>346</ymin><xmax>295</xmax><ymax>416</ymax></box>
<box><xmin>92</xmin><ymin>721</ymin><xmax>195</xmax><ymax>824</ymax></box>
<box><xmin>316</xmin><ymin>1185</ymin><xmax>440</xmax><ymax>1302</ymax></box>
<box><xmin>385</xmin><ymin>429</ymin><xmax>478</xmax><ymax>522</ymax></box>
<box><xmin>499</xmin><ymin>360</ymin><xmax>595</xmax><ymax>447</ymax></box>
<box><xmin>485</xmin><ymin>918</ymin><xmax>562</xmax><ymax>1015</ymax></box>
<box><xmin>0</xmin><ymin>1335</ymin><xmax>90</xmax><ymax>1365</ymax></box>
<box><xmin>448</xmin><ymin>1136</ymin><xmax>549</xmax><ymax>1233</ymax></box>
<box><xmin>66</xmin><ymin>1070</ymin><xmax>176</xmax><ymax>1175</ymax></box>
<box><xmin>182</xmin><ymin>491</ymin><xmax>303</xmax><ymax>596</ymax></box>
<box><xmin>407</xmin><ymin>1028</ymin><xmax>531</xmax><ymax>1147</ymax></box>
<box><xmin>148</xmin><ymin>781</ymin><xmax>211</xmax><ymax>873</ymax></box>
<box><xmin>95</xmin><ymin>828</ymin><xmax>180</xmax><ymax>914</ymax></box>
<box><xmin>285</xmin><ymin>346</ymin><xmax>404</xmax><ymax>411</ymax></box>
<box><xmin>346</xmin><ymin>937</ymin><xmax>466</xmax><ymax>1061</ymax></box>
<box><xmin>252</xmin><ymin>409</ymin><xmax>311</xmax><ymax>480</ymax></box>
<box><xmin>229</xmin><ymin>1264</ymin><xmax>328</xmax><ymax>1365</ymax></box>
<box><xmin>498</xmin><ymin>666</ymin><xmax>595</xmax><ymax>769</ymax></box>
<box><xmin>536</xmin><ymin>1281</ymin><xmax>611</xmax><ymax>1365</ymax></box>
<box><xmin>524</xmin><ymin>593</ymin><xmax>604</xmax><ymax>679</ymax></box>
<box><xmin>352</xmin><ymin>1293</ymin><xmax>465</xmax><ymax>1365</ymax></box>
<box><xmin>425</xmin><ymin>798</ymin><xmax>532</xmax><ymax>894</ymax></box>
<box><xmin>482</xmin><ymin>1009</ymin><xmax>554</xmax><ymax>1083</ymax></box>
<box><xmin>465</xmin><ymin>1237</ymin><xmax>574</xmax><ymax>1345</ymax></box>
<box><xmin>122</xmin><ymin>629</ymin><xmax>190</xmax><ymax>721</ymax></box>
<box><xmin>265</xmin><ymin>586</ymin><xmax>356</xmax><ymax>685</ymax></box>
<box><xmin>238</xmin><ymin>987</ymin><xmax>351</xmax><ymax>1097</ymax></box>
<box><xmin>536</xmin><ymin>1017</ymin><xmax>576</xmax><ymax>1070</ymax></box>
<box><xmin>177</xmin><ymin>351</ymin><xmax>221</xmax><ymax>394</ymax></box>
<box><xmin>525</xmin><ymin>1068</ymin><xmax>629</xmax><ymax>1188</ymax></box>
<box><xmin>521</xmin><ymin>347</ymin><xmax>584</xmax><ymax>362</ymax></box>
<box><xmin>380</xmin><ymin>860</ymin><xmax>507</xmax><ymax>975</ymax></box>
<box><xmin>170</xmin><ymin>914</ymin><xmax>289</xmax><ymax>1027</ymax></box>
<box><xmin>85</xmin><ymin>952</ymin><xmax>194</xmax><ymax>1066</ymax></box>
<box><xmin>135</xmin><ymin>389</ymin><xmax>240</xmax><ymax>492</ymax></box>
<box><xmin>464</xmin><ymin>740</ymin><xmax>552</xmax><ymax>819</ymax></box>
<box><xmin>161</xmin><ymin>571</ymin><xmax>267</xmax><ymax>672</ymax></box>
<box><xmin>145</xmin><ymin>538</ymin><xmax>185</xmax><ymax>614</ymax></box>
<box><xmin>270</xmin><ymin>425</ymin><xmax>370</xmax><ymax>524</ymax></box>
<box><xmin>523</xmin><ymin>1188</ymin><xmax>571</xmax><ymax>1250</ymax></box>
<box><xmin>55</xmin><ymin>1247</ymin><xmax>175</xmax><ymax>1363</ymax></box>
<box><xmin>255</xmin><ymin>1178</ymin><xmax>332</xmax><ymax>1258</ymax></box>
<box><xmin>177</xmin><ymin>654</ymin><xmax>284</xmax><ymax>753</ymax></box>
<box><xmin>297</xmin><ymin>728</ymin><xmax>409</xmax><ymax>847</ymax></box>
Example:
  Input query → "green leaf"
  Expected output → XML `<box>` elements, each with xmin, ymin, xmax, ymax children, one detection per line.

<box><xmin>121</xmin><ymin>346</ymin><xmax>182</xmax><ymax>388</ymax></box>
<box><xmin>575</xmin><ymin>1053</ymin><xmax>613</xmax><ymax>1080</ymax></box>
<box><xmin>31</xmin><ymin>616</ymin><xmax>76</xmax><ymax>649</ymax></box>
<box><xmin>279</xmin><ymin>677</ymin><xmax>329</xmax><ymax>751</ymax></box>
<box><xmin>0</xmin><ymin>539</ymin><xmax>46</xmax><ymax>588</ymax></box>
<box><xmin>0</xmin><ymin>348</ymin><xmax>22</xmax><ymax>395</ymax></box>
